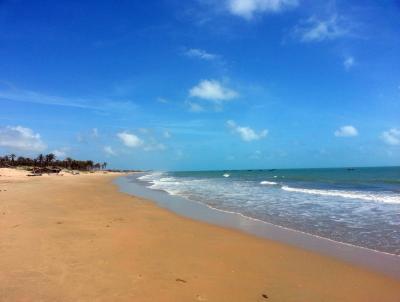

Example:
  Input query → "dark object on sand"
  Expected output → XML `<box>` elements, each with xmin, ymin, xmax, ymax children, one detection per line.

<box><xmin>175</xmin><ymin>278</ymin><xmax>187</xmax><ymax>283</ymax></box>
<box><xmin>30</xmin><ymin>167</ymin><xmax>62</xmax><ymax>174</ymax></box>
<box><xmin>262</xmin><ymin>293</ymin><xmax>268</xmax><ymax>299</ymax></box>
<box><xmin>27</xmin><ymin>173</ymin><xmax>42</xmax><ymax>177</ymax></box>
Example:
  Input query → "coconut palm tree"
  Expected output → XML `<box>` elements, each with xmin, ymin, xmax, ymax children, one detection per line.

<box><xmin>45</xmin><ymin>153</ymin><xmax>56</xmax><ymax>166</ymax></box>
<box><xmin>10</xmin><ymin>154</ymin><xmax>16</xmax><ymax>166</ymax></box>
<box><xmin>86</xmin><ymin>160</ymin><xmax>94</xmax><ymax>171</ymax></box>
<box><xmin>36</xmin><ymin>154</ymin><xmax>44</xmax><ymax>167</ymax></box>
<box><xmin>65</xmin><ymin>157</ymin><xmax>73</xmax><ymax>169</ymax></box>
<box><xmin>0</xmin><ymin>152</ymin><xmax>111</xmax><ymax>172</ymax></box>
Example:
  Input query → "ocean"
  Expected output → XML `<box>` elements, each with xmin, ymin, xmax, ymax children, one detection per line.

<box><xmin>135</xmin><ymin>167</ymin><xmax>400</xmax><ymax>255</ymax></box>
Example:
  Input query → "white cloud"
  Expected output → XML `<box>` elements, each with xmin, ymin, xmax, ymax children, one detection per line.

<box><xmin>334</xmin><ymin>125</ymin><xmax>358</xmax><ymax>137</ymax></box>
<box><xmin>344</xmin><ymin>56</ymin><xmax>355</xmax><ymax>70</ymax></box>
<box><xmin>143</xmin><ymin>136</ymin><xmax>167</xmax><ymax>151</ymax></box>
<box><xmin>189</xmin><ymin>79</ymin><xmax>238</xmax><ymax>103</ymax></box>
<box><xmin>249</xmin><ymin>150</ymin><xmax>262</xmax><ymax>159</ymax></box>
<box><xmin>143</xmin><ymin>143</ymin><xmax>166</xmax><ymax>152</ymax></box>
<box><xmin>77</xmin><ymin>128</ymin><xmax>101</xmax><ymax>143</ymax></box>
<box><xmin>51</xmin><ymin>148</ymin><xmax>69</xmax><ymax>159</ymax></box>
<box><xmin>295</xmin><ymin>15</ymin><xmax>348</xmax><ymax>42</ymax></box>
<box><xmin>381</xmin><ymin>128</ymin><xmax>400</xmax><ymax>146</ymax></box>
<box><xmin>227</xmin><ymin>120</ymin><xmax>268</xmax><ymax>141</ymax></box>
<box><xmin>116</xmin><ymin>131</ymin><xmax>167</xmax><ymax>152</ymax></box>
<box><xmin>163</xmin><ymin>130</ymin><xmax>171</xmax><ymax>139</ymax></box>
<box><xmin>186</xmin><ymin>101</ymin><xmax>205</xmax><ymax>112</ymax></box>
<box><xmin>0</xmin><ymin>126</ymin><xmax>46</xmax><ymax>152</ymax></box>
<box><xmin>0</xmin><ymin>86</ymin><xmax>93</xmax><ymax>109</ymax></box>
<box><xmin>0</xmin><ymin>84</ymin><xmax>137</xmax><ymax>113</ymax></box>
<box><xmin>117</xmin><ymin>131</ymin><xmax>143</xmax><ymax>148</ymax></box>
<box><xmin>138</xmin><ymin>128</ymin><xmax>150</xmax><ymax>134</ymax></box>
<box><xmin>226</xmin><ymin>0</ymin><xmax>298</xmax><ymax>20</ymax></box>
<box><xmin>157</xmin><ymin>97</ymin><xmax>169</xmax><ymax>104</ymax></box>
<box><xmin>185</xmin><ymin>48</ymin><xmax>218</xmax><ymax>60</ymax></box>
<box><xmin>92</xmin><ymin>128</ymin><xmax>99</xmax><ymax>138</ymax></box>
<box><xmin>104</xmin><ymin>146</ymin><xmax>117</xmax><ymax>156</ymax></box>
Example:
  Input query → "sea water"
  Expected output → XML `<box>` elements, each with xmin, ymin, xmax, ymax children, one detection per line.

<box><xmin>135</xmin><ymin>167</ymin><xmax>400</xmax><ymax>255</ymax></box>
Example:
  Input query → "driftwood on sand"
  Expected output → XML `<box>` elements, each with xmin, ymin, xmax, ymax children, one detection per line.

<box><xmin>27</xmin><ymin>167</ymin><xmax>62</xmax><ymax>176</ymax></box>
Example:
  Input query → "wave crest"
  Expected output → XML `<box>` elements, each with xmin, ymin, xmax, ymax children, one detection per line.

<box><xmin>260</xmin><ymin>181</ymin><xmax>277</xmax><ymax>185</ymax></box>
<box><xmin>281</xmin><ymin>186</ymin><xmax>400</xmax><ymax>204</ymax></box>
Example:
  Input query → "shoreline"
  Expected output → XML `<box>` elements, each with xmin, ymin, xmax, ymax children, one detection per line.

<box><xmin>116</xmin><ymin>175</ymin><xmax>400</xmax><ymax>280</ymax></box>
<box><xmin>1</xmin><ymin>169</ymin><xmax>400</xmax><ymax>301</ymax></box>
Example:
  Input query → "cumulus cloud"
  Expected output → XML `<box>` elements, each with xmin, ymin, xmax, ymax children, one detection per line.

<box><xmin>226</xmin><ymin>0</ymin><xmax>298</xmax><ymax>20</ymax></box>
<box><xmin>189</xmin><ymin>79</ymin><xmax>238</xmax><ymax>103</ymax></box>
<box><xmin>344</xmin><ymin>56</ymin><xmax>355</xmax><ymax>70</ymax></box>
<box><xmin>185</xmin><ymin>48</ymin><xmax>218</xmax><ymax>60</ymax></box>
<box><xmin>104</xmin><ymin>146</ymin><xmax>117</xmax><ymax>156</ymax></box>
<box><xmin>116</xmin><ymin>131</ymin><xmax>167</xmax><ymax>152</ymax></box>
<box><xmin>381</xmin><ymin>128</ymin><xmax>400</xmax><ymax>146</ymax></box>
<box><xmin>0</xmin><ymin>126</ymin><xmax>46</xmax><ymax>151</ymax></box>
<box><xmin>334</xmin><ymin>125</ymin><xmax>358</xmax><ymax>137</ymax></box>
<box><xmin>117</xmin><ymin>131</ymin><xmax>143</xmax><ymax>148</ymax></box>
<box><xmin>227</xmin><ymin>120</ymin><xmax>268</xmax><ymax>141</ymax></box>
<box><xmin>295</xmin><ymin>15</ymin><xmax>349</xmax><ymax>42</ymax></box>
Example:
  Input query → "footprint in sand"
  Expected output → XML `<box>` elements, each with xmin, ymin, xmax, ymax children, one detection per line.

<box><xmin>261</xmin><ymin>293</ymin><xmax>269</xmax><ymax>300</ymax></box>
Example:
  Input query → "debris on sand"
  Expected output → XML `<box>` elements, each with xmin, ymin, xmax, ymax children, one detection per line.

<box><xmin>175</xmin><ymin>278</ymin><xmax>187</xmax><ymax>283</ymax></box>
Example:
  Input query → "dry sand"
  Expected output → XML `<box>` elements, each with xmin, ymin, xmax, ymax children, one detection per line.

<box><xmin>0</xmin><ymin>168</ymin><xmax>399</xmax><ymax>301</ymax></box>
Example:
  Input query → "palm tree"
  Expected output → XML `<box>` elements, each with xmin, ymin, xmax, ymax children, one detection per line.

<box><xmin>0</xmin><ymin>153</ymin><xmax>113</xmax><ymax>172</ymax></box>
<box><xmin>17</xmin><ymin>156</ymin><xmax>26</xmax><ymax>166</ymax></box>
<box><xmin>36</xmin><ymin>154</ymin><xmax>44</xmax><ymax>167</ymax></box>
<box><xmin>45</xmin><ymin>153</ymin><xmax>56</xmax><ymax>166</ymax></box>
<box><xmin>65</xmin><ymin>157</ymin><xmax>73</xmax><ymax>169</ymax></box>
<box><xmin>87</xmin><ymin>160</ymin><xmax>94</xmax><ymax>170</ymax></box>
<box><xmin>10</xmin><ymin>154</ymin><xmax>16</xmax><ymax>166</ymax></box>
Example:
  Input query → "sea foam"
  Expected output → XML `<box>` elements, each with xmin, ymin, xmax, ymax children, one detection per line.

<box><xmin>260</xmin><ymin>181</ymin><xmax>277</xmax><ymax>185</ymax></box>
<box><xmin>281</xmin><ymin>186</ymin><xmax>400</xmax><ymax>204</ymax></box>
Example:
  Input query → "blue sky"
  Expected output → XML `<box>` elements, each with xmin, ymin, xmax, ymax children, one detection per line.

<box><xmin>0</xmin><ymin>0</ymin><xmax>399</xmax><ymax>170</ymax></box>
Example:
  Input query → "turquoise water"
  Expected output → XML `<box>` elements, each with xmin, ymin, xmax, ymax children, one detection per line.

<box><xmin>137</xmin><ymin>167</ymin><xmax>400</xmax><ymax>255</ymax></box>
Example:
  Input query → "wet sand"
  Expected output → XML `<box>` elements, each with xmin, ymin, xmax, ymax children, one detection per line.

<box><xmin>1</xmin><ymin>169</ymin><xmax>399</xmax><ymax>301</ymax></box>
<box><xmin>116</xmin><ymin>175</ymin><xmax>400</xmax><ymax>279</ymax></box>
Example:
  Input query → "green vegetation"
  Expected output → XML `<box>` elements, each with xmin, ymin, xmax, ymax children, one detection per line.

<box><xmin>0</xmin><ymin>153</ymin><xmax>107</xmax><ymax>171</ymax></box>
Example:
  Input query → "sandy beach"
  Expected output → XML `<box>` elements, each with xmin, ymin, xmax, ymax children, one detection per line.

<box><xmin>0</xmin><ymin>168</ymin><xmax>399</xmax><ymax>302</ymax></box>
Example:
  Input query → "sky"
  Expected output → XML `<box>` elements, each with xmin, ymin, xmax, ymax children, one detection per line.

<box><xmin>0</xmin><ymin>0</ymin><xmax>400</xmax><ymax>170</ymax></box>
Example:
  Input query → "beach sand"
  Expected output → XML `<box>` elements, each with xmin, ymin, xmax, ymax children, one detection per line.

<box><xmin>0</xmin><ymin>168</ymin><xmax>399</xmax><ymax>301</ymax></box>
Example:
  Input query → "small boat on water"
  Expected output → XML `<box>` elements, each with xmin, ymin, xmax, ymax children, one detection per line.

<box><xmin>223</xmin><ymin>173</ymin><xmax>230</xmax><ymax>178</ymax></box>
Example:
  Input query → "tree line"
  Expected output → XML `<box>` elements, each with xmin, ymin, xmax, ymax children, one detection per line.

<box><xmin>0</xmin><ymin>153</ymin><xmax>107</xmax><ymax>171</ymax></box>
